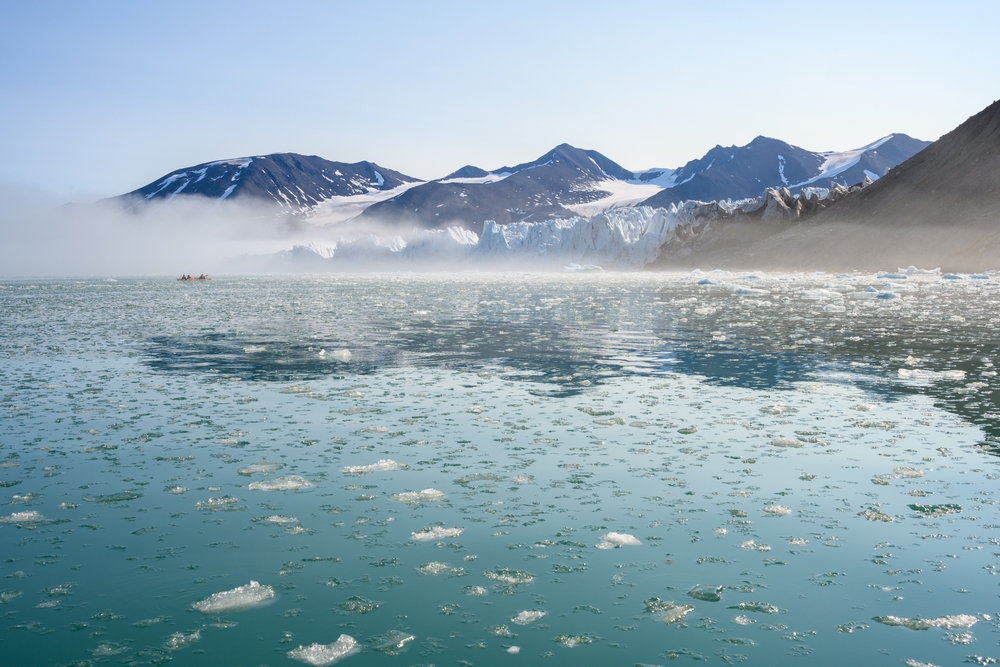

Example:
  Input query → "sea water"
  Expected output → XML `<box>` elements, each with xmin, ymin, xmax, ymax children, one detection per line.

<box><xmin>1</xmin><ymin>272</ymin><xmax>999</xmax><ymax>666</ymax></box>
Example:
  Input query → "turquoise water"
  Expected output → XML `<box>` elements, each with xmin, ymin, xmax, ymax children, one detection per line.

<box><xmin>2</xmin><ymin>273</ymin><xmax>999</xmax><ymax>666</ymax></box>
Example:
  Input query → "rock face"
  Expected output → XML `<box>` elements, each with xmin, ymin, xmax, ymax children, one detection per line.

<box><xmin>677</xmin><ymin>98</ymin><xmax>1000</xmax><ymax>272</ymax></box>
<box><xmin>117</xmin><ymin>153</ymin><xmax>421</xmax><ymax>214</ymax></box>
<box><xmin>640</xmin><ymin>134</ymin><xmax>929</xmax><ymax>209</ymax></box>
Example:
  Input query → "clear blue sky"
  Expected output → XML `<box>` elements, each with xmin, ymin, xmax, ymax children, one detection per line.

<box><xmin>2</xmin><ymin>0</ymin><xmax>998</xmax><ymax>200</ymax></box>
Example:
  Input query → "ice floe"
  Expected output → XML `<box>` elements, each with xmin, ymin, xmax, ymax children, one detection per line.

<box><xmin>411</xmin><ymin>526</ymin><xmax>463</xmax><ymax>541</ymax></box>
<box><xmin>389</xmin><ymin>488</ymin><xmax>444</xmax><ymax>504</ymax></box>
<box><xmin>287</xmin><ymin>635</ymin><xmax>360</xmax><ymax>665</ymax></box>
<box><xmin>342</xmin><ymin>459</ymin><xmax>408</xmax><ymax>475</ymax></box>
<box><xmin>596</xmin><ymin>532</ymin><xmax>641</xmax><ymax>549</ymax></box>
<box><xmin>247</xmin><ymin>475</ymin><xmax>311</xmax><ymax>491</ymax></box>
<box><xmin>192</xmin><ymin>581</ymin><xmax>274</xmax><ymax>614</ymax></box>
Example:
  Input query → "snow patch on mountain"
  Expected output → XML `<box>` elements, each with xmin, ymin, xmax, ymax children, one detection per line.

<box><xmin>791</xmin><ymin>135</ymin><xmax>895</xmax><ymax>188</ymax></box>
<box><xmin>563</xmin><ymin>180</ymin><xmax>664</xmax><ymax>217</ymax></box>
<box><xmin>307</xmin><ymin>182</ymin><xmax>425</xmax><ymax>224</ymax></box>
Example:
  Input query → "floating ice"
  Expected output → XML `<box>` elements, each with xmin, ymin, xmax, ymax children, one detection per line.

<box><xmin>287</xmin><ymin>635</ymin><xmax>359</xmax><ymax>665</ymax></box>
<box><xmin>507</xmin><ymin>646</ymin><xmax>521</xmax><ymax>654</ymax></box>
<box><xmin>509</xmin><ymin>475</ymin><xmax>534</xmax><ymax>485</ymax></box>
<box><xmin>196</xmin><ymin>496</ymin><xmax>242</xmax><ymax>511</ymax></box>
<box><xmin>873</xmin><ymin>614</ymin><xmax>977</xmax><ymax>631</ymax></box>
<box><xmin>416</xmin><ymin>561</ymin><xmax>456</xmax><ymax>576</ymax></box>
<box><xmin>739</xmin><ymin>540</ymin><xmax>771</xmax><ymax>552</ymax></box>
<box><xmin>369</xmin><ymin>629</ymin><xmax>414</xmax><ymax>655</ymax></box>
<box><xmin>596</xmin><ymin>532</ymin><xmax>641</xmax><ymax>549</ymax></box>
<box><xmin>342</xmin><ymin>459</ymin><xmax>408</xmax><ymax>476</ymax></box>
<box><xmin>688</xmin><ymin>584</ymin><xmax>724</xmax><ymax>602</ymax></box>
<box><xmin>389</xmin><ymin>488</ymin><xmax>444</xmax><ymax>504</ymax></box>
<box><xmin>336</xmin><ymin>596</ymin><xmax>378</xmax><ymax>614</ymax></box>
<box><xmin>81</xmin><ymin>490</ymin><xmax>143</xmax><ymax>504</ymax></box>
<box><xmin>248</xmin><ymin>475</ymin><xmax>311</xmax><ymax>491</ymax></box>
<box><xmin>464</xmin><ymin>586</ymin><xmax>488</xmax><ymax>596</ymax></box>
<box><xmin>555</xmin><ymin>634</ymin><xmax>594</xmax><ymax>646</ymax></box>
<box><xmin>768</xmin><ymin>437</ymin><xmax>804</xmax><ymax>448</ymax></box>
<box><xmin>325</xmin><ymin>349</ymin><xmax>352</xmax><ymax>362</ymax></box>
<box><xmin>860</xmin><ymin>508</ymin><xmax>894</xmax><ymax>522</ymax></box>
<box><xmin>904</xmin><ymin>661</ymin><xmax>940</xmax><ymax>667</ymax></box>
<box><xmin>511</xmin><ymin>610</ymin><xmax>547</xmax><ymax>625</ymax></box>
<box><xmin>730</xmin><ymin>601</ymin><xmax>780</xmax><ymax>614</ymax></box>
<box><xmin>894</xmin><ymin>467</ymin><xmax>924</xmax><ymax>478</ymax></box>
<box><xmin>661</xmin><ymin>603</ymin><xmax>696</xmax><ymax>624</ymax></box>
<box><xmin>192</xmin><ymin>581</ymin><xmax>274</xmax><ymax>614</ymax></box>
<box><xmin>164</xmin><ymin>630</ymin><xmax>201</xmax><ymax>650</ymax></box>
<box><xmin>763</xmin><ymin>505</ymin><xmax>791</xmax><ymax>516</ymax></box>
<box><xmin>0</xmin><ymin>511</ymin><xmax>42</xmax><ymax>523</ymax></box>
<box><xmin>484</xmin><ymin>567</ymin><xmax>534</xmax><ymax>585</ymax></box>
<box><xmin>243</xmin><ymin>345</ymin><xmax>266</xmax><ymax>354</ymax></box>
<box><xmin>260</xmin><ymin>515</ymin><xmax>298</xmax><ymax>524</ymax></box>
<box><xmin>898</xmin><ymin>369</ymin><xmax>966</xmax><ymax>381</ymax></box>
<box><xmin>909</xmin><ymin>503</ymin><xmax>962</xmax><ymax>517</ymax></box>
<box><xmin>412</xmin><ymin>526</ymin><xmax>463</xmax><ymax>541</ymax></box>
<box><xmin>238</xmin><ymin>461</ymin><xmax>284</xmax><ymax>476</ymax></box>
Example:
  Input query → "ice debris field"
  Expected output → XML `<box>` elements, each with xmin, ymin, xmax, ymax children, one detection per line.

<box><xmin>2</xmin><ymin>272</ymin><xmax>1000</xmax><ymax>666</ymax></box>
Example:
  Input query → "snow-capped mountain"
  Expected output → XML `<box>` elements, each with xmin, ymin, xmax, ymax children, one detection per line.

<box><xmin>354</xmin><ymin>143</ymin><xmax>661</xmax><ymax>233</ymax></box>
<box><xmin>639</xmin><ymin>134</ymin><xmax>929</xmax><ymax>208</ymax></box>
<box><xmin>119</xmin><ymin>153</ymin><xmax>422</xmax><ymax>219</ymax></box>
<box><xmin>112</xmin><ymin>135</ymin><xmax>927</xmax><ymax>232</ymax></box>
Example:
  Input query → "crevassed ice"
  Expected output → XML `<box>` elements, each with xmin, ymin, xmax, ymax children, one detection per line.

<box><xmin>389</xmin><ymin>488</ymin><xmax>444</xmax><ymax>504</ymax></box>
<box><xmin>192</xmin><ymin>580</ymin><xmax>274</xmax><ymax>614</ymax></box>
<box><xmin>511</xmin><ymin>610</ymin><xmax>547</xmax><ymax>625</ymax></box>
<box><xmin>342</xmin><ymin>459</ymin><xmax>408</xmax><ymax>475</ymax></box>
<box><xmin>248</xmin><ymin>475</ymin><xmax>311</xmax><ymax>491</ymax></box>
<box><xmin>287</xmin><ymin>635</ymin><xmax>360</xmax><ymax>666</ymax></box>
<box><xmin>596</xmin><ymin>532</ymin><xmax>641</xmax><ymax>549</ymax></box>
<box><xmin>411</xmin><ymin>526</ymin><xmax>463</xmax><ymax>541</ymax></box>
<box><xmin>0</xmin><ymin>511</ymin><xmax>43</xmax><ymax>523</ymax></box>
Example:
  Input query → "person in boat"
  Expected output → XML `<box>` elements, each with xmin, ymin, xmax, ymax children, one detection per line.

<box><xmin>198</xmin><ymin>274</ymin><xmax>206</xmax><ymax>280</ymax></box>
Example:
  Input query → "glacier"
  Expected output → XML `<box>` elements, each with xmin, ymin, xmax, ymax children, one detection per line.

<box><xmin>242</xmin><ymin>185</ymin><xmax>858</xmax><ymax>271</ymax></box>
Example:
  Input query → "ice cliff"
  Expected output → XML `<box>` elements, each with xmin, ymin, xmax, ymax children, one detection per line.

<box><xmin>261</xmin><ymin>185</ymin><xmax>862</xmax><ymax>271</ymax></box>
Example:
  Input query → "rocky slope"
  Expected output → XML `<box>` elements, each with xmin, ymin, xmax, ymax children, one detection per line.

<box><xmin>118</xmin><ymin>153</ymin><xmax>421</xmax><ymax>216</ymax></box>
<box><xmin>640</xmin><ymin>134</ymin><xmax>928</xmax><ymax>209</ymax></box>
<box><xmin>664</xmin><ymin>99</ymin><xmax>1000</xmax><ymax>271</ymax></box>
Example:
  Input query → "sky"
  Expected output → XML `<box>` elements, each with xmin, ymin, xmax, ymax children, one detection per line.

<box><xmin>1</xmin><ymin>0</ymin><xmax>998</xmax><ymax>201</ymax></box>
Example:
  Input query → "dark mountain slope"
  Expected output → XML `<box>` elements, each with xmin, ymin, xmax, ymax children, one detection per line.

<box><xmin>655</xmin><ymin>100</ymin><xmax>1000</xmax><ymax>272</ymax></box>
<box><xmin>642</xmin><ymin>134</ymin><xmax>929</xmax><ymax>208</ymax></box>
<box><xmin>357</xmin><ymin>143</ymin><xmax>633</xmax><ymax>232</ymax></box>
<box><xmin>119</xmin><ymin>153</ymin><xmax>420</xmax><ymax>213</ymax></box>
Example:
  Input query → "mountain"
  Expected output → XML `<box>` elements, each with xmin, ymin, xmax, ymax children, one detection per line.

<box><xmin>686</xmin><ymin>98</ymin><xmax>1000</xmax><ymax>272</ymax></box>
<box><xmin>354</xmin><ymin>143</ymin><xmax>662</xmax><ymax>233</ymax></box>
<box><xmin>110</xmin><ymin>135</ymin><xmax>926</xmax><ymax>234</ymax></box>
<box><xmin>119</xmin><ymin>153</ymin><xmax>422</xmax><ymax>216</ymax></box>
<box><xmin>640</xmin><ymin>134</ymin><xmax>930</xmax><ymax>208</ymax></box>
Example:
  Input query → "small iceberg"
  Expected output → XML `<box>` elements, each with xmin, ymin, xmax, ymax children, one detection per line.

<box><xmin>411</xmin><ymin>526</ymin><xmax>463</xmax><ymax>541</ymax></box>
<box><xmin>342</xmin><ymin>459</ymin><xmax>408</xmax><ymax>476</ymax></box>
<box><xmin>596</xmin><ymin>531</ymin><xmax>641</xmax><ymax>549</ymax></box>
<box><xmin>192</xmin><ymin>580</ymin><xmax>274</xmax><ymax>614</ymax></box>
<box><xmin>287</xmin><ymin>635</ymin><xmax>360</xmax><ymax>665</ymax></box>
<box><xmin>248</xmin><ymin>475</ymin><xmax>311</xmax><ymax>491</ymax></box>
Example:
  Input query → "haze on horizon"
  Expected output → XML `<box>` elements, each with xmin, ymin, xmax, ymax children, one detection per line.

<box><xmin>2</xmin><ymin>0</ymin><xmax>999</xmax><ymax>202</ymax></box>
